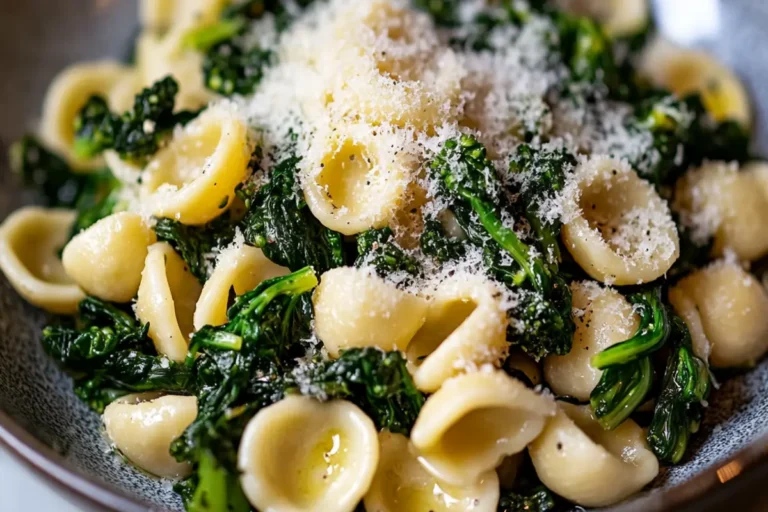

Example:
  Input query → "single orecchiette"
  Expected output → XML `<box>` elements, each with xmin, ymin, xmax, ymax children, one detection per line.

<box><xmin>669</xmin><ymin>261</ymin><xmax>768</xmax><ymax>368</ymax></box>
<box><xmin>544</xmin><ymin>281</ymin><xmax>639</xmax><ymax>401</ymax></box>
<box><xmin>313</xmin><ymin>267</ymin><xmax>428</xmax><ymax>358</ymax></box>
<box><xmin>504</xmin><ymin>350</ymin><xmax>543</xmax><ymax>387</ymax></box>
<box><xmin>0</xmin><ymin>207</ymin><xmax>85</xmax><ymax>314</ymax></box>
<box><xmin>640</xmin><ymin>38</ymin><xmax>751</xmax><ymax>127</ymax></box>
<box><xmin>136</xmin><ymin>242</ymin><xmax>202</xmax><ymax>362</ymax></box>
<box><xmin>103</xmin><ymin>393</ymin><xmax>197</xmax><ymax>479</ymax></box>
<box><xmin>529</xmin><ymin>402</ymin><xmax>659</xmax><ymax>507</ymax></box>
<box><xmin>40</xmin><ymin>61</ymin><xmax>133</xmax><ymax>169</ymax></box>
<box><xmin>406</xmin><ymin>274</ymin><xmax>509</xmax><ymax>393</ymax></box>
<box><xmin>62</xmin><ymin>212</ymin><xmax>156</xmax><ymax>303</ymax></box>
<box><xmin>562</xmin><ymin>157</ymin><xmax>679</xmax><ymax>285</ymax></box>
<box><xmin>194</xmin><ymin>244</ymin><xmax>289</xmax><ymax>330</ymax></box>
<box><xmin>675</xmin><ymin>161</ymin><xmax>768</xmax><ymax>262</ymax></box>
<box><xmin>141</xmin><ymin>106</ymin><xmax>250</xmax><ymax>226</ymax></box>
<box><xmin>302</xmin><ymin>123</ymin><xmax>417</xmax><ymax>235</ymax></box>
<box><xmin>363</xmin><ymin>431</ymin><xmax>499</xmax><ymax>512</ymax></box>
<box><xmin>238</xmin><ymin>396</ymin><xmax>379</xmax><ymax>512</ymax></box>
<box><xmin>410</xmin><ymin>370</ymin><xmax>556</xmax><ymax>486</ymax></box>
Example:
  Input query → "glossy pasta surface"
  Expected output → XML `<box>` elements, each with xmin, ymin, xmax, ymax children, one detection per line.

<box><xmin>3</xmin><ymin>0</ymin><xmax>766</xmax><ymax>510</ymax></box>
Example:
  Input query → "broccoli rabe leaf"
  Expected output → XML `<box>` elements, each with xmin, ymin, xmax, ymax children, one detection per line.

<box><xmin>74</xmin><ymin>76</ymin><xmax>200</xmax><ymax>162</ymax></box>
<box><xmin>355</xmin><ymin>227</ymin><xmax>419</xmax><ymax>276</ymax></box>
<box><xmin>154</xmin><ymin>216</ymin><xmax>238</xmax><ymax>284</ymax></box>
<box><xmin>289</xmin><ymin>348</ymin><xmax>425</xmax><ymax>435</ymax></box>
<box><xmin>498</xmin><ymin>485</ymin><xmax>557</xmax><ymax>512</ymax></box>
<box><xmin>420</xmin><ymin>219</ymin><xmax>467</xmax><ymax>263</ymax></box>
<box><xmin>203</xmin><ymin>42</ymin><xmax>274</xmax><ymax>97</ymax></box>
<box><xmin>68</xmin><ymin>169</ymin><xmax>124</xmax><ymax>239</ymax></box>
<box><xmin>589</xmin><ymin>288</ymin><xmax>670</xmax><ymax>429</ymax></box>
<box><xmin>9</xmin><ymin>136</ymin><xmax>91</xmax><ymax>208</ymax></box>
<box><xmin>414</xmin><ymin>0</ymin><xmax>461</xmax><ymax>27</ymax></box>
<box><xmin>242</xmin><ymin>155</ymin><xmax>344</xmax><ymax>272</ymax></box>
<box><xmin>648</xmin><ymin>316</ymin><xmax>711</xmax><ymax>464</ymax></box>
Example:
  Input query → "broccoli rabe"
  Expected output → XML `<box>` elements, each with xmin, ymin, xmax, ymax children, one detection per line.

<box><xmin>355</xmin><ymin>227</ymin><xmax>419</xmax><ymax>276</ymax></box>
<box><xmin>74</xmin><ymin>76</ymin><xmax>200</xmax><ymax>162</ymax></box>
<box><xmin>509</xmin><ymin>144</ymin><xmax>576</xmax><ymax>266</ymax></box>
<box><xmin>172</xmin><ymin>268</ymin><xmax>318</xmax><ymax>511</ymax></box>
<box><xmin>10</xmin><ymin>135</ymin><xmax>91</xmax><ymax>208</ymax></box>
<box><xmin>68</xmin><ymin>170</ymin><xmax>124</xmax><ymax>240</ymax></box>
<box><xmin>420</xmin><ymin>219</ymin><xmax>467</xmax><ymax>263</ymax></box>
<box><xmin>153</xmin><ymin>216</ymin><xmax>238</xmax><ymax>284</ymax></box>
<box><xmin>242</xmin><ymin>155</ymin><xmax>344</xmax><ymax>272</ymax></box>
<box><xmin>203</xmin><ymin>42</ymin><xmax>274</xmax><ymax>97</ymax></box>
<box><xmin>427</xmin><ymin>135</ymin><xmax>574</xmax><ymax>359</ymax></box>
<box><xmin>498</xmin><ymin>485</ymin><xmax>557</xmax><ymax>512</ymax></box>
<box><xmin>589</xmin><ymin>288</ymin><xmax>670</xmax><ymax>429</ymax></box>
<box><xmin>648</xmin><ymin>316</ymin><xmax>711</xmax><ymax>464</ymax></box>
<box><xmin>414</xmin><ymin>0</ymin><xmax>461</xmax><ymax>27</ymax></box>
<box><xmin>289</xmin><ymin>348</ymin><xmax>425</xmax><ymax>435</ymax></box>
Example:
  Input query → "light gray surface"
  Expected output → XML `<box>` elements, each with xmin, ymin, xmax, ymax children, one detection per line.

<box><xmin>0</xmin><ymin>447</ymin><xmax>94</xmax><ymax>512</ymax></box>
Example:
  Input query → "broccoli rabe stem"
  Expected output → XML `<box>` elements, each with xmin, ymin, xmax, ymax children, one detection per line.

<box><xmin>591</xmin><ymin>288</ymin><xmax>671</xmax><ymax>369</ymax></box>
<box><xmin>230</xmin><ymin>266</ymin><xmax>318</xmax><ymax>320</ymax></box>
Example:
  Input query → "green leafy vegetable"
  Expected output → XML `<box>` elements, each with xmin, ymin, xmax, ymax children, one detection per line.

<box><xmin>153</xmin><ymin>216</ymin><xmax>238</xmax><ymax>284</ymax></box>
<box><xmin>290</xmin><ymin>348</ymin><xmax>425</xmax><ymax>435</ymax></box>
<box><xmin>74</xmin><ymin>76</ymin><xmax>199</xmax><ymax>162</ymax></box>
<box><xmin>355</xmin><ymin>227</ymin><xmax>419</xmax><ymax>276</ymax></box>
<box><xmin>242</xmin><ymin>155</ymin><xmax>344</xmax><ymax>272</ymax></box>
<box><xmin>648</xmin><ymin>316</ymin><xmax>711</xmax><ymax>464</ymax></box>
<box><xmin>427</xmin><ymin>135</ymin><xmax>574</xmax><ymax>359</ymax></box>
<box><xmin>498</xmin><ymin>485</ymin><xmax>557</xmax><ymax>512</ymax></box>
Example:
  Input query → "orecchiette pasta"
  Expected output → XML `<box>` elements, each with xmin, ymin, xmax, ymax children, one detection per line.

<box><xmin>103</xmin><ymin>393</ymin><xmax>198</xmax><ymax>479</ymax></box>
<box><xmin>139</xmin><ymin>0</ymin><xmax>178</xmax><ymax>31</ymax></box>
<box><xmin>40</xmin><ymin>61</ymin><xmax>133</xmax><ymax>169</ymax></box>
<box><xmin>141</xmin><ymin>107</ymin><xmax>250</xmax><ymax>225</ymax></box>
<box><xmin>675</xmin><ymin>161</ymin><xmax>768</xmax><ymax>262</ymax></box>
<box><xmin>62</xmin><ymin>212</ymin><xmax>156</xmax><ymax>303</ymax></box>
<box><xmin>528</xmin><ymin>402</ymin><xmax>659</xmax><ymax>507</ymax></box>
<box><xmin>313</xmin><ymin>267</ymin><xmax>428</xmax><ymax>358</ymax></box>
<box><xmin>410</xmin><ymin>370</ymin><xmax>556</xmax><ymax>486</ymax></box>
<box><xmin>544</xmin><ymin>282</ymin><xmax>639</xmax><ymax>401</ymax></box>
<box><xmin>669</xmin><ymin>261</ymin><xmax>768</xmax><ymax>368</ymax></box>
<box><xmin>194</xmin><ymin>245</ymin><xmax>289</xmax><ymax>330</ymax></box>
<box><xmin>238</xmin><ymin>396</ymin><xmax>379</xmax><ymax>512</ymax></box>
<box><xmin>0</xmin><ymin>207</ymin><xmax>85</xmax><ymax>314</ymax></box>
<box><xmin>561</xmin><ymin>157</ymin><xmax>680</xmax><ymax>285</ymax></box>
<box><xmin>136</xmin><ymin>243</ymin><xmax>203</xmax><ymax>362</ymax></box>
<box><xmin>363</xmin><ymin>431</ymin><xmax>499</xmax><ymax>512</ymax></box>
<box><xmin>640</xmin><ymin>38</ymin><xmax>751</xmax><ymax>127</ymax></box>
<box><xmin>302</xmin><ymin>123</ymin><xmax>417</xmax><ymax>235</ymax></box>
<box><xmin>406</xmin><ymin>274</ymin><xmax>509</xmax><ymax>393</ymax></box>
<box><xmin>503</xmin><ymin>351</ymin><xmax>542</xmax><ymax>387</ymax></box>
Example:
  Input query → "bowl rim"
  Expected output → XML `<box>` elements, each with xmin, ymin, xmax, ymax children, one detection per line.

<box><xmin>1</xmin><ymin>401</ymin><xmax>768</xmax><ymax>512</ymax></box>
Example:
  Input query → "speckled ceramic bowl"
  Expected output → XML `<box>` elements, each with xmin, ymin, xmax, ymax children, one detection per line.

<box><xmin>2</xmin><ymin>1</ymin><xmax>768</xmax><ymax>511</ymax></box>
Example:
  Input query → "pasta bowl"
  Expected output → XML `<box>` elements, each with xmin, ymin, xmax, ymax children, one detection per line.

<box><xmin>2</xmin><ymin>0</ymin><xmax>768</xmax><ymax>510</ymax></box>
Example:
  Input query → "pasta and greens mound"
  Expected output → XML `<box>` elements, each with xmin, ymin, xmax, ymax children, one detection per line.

<box><xmin>3</xmin><ymin>0</ymin><xmax>766</xmax><ymax>511</ymax></box>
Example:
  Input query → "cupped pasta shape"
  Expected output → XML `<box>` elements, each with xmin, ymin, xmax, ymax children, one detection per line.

<box><xmin>561</xmin><ymin>157</ymin><xmax>679</xmax><ymax>285</ymax></box>
<box><xmin>238</xmin><ymin>396</ymin><xmax>379</xmax><ymax>512</ymax></box>
<box><xmin>363</xmin><ymin>431</ymin><xmax>499</xmax><ymax>512</ymax></box>
<box><xmin>556</xmin><ymin>0</ymin><xmax>649</xmax><ymax>38</ymax></box>
<box><xmin>544</xmin><ymin>281</ymin><xmax>639</xmax><ymax>401</ymax></box>
<box><xmin>194</xmin><ymin>245</ymin><xmax>289</xmax><ymax>330</ymax></box>
<box><xmin>136</xmin><ymin>243</ymin><xmax>202</xmax><ymax>362</ymax></box>
<box><xmin>640</xmin><ymin>38</ymin><xmax>751</xmax><ymax>127</ymax></box>
<box><xmin>669</xmin><ymin>261</ymin><xmax>768</xmax><ymax>368</ymax></box>
<box><xmin>62</xmin><ymin>212</ymin><xmax>156</xmax><ymax>303</ymax></box>
<box><xmin>103</xmin><ymin>393</ymin><xmax>197</xmax><ymax>479</ymax></box>
<box><xmin>141</xmin><ymin>107</ymin><xmax>249</xmax><ymax>225</ymax></box>
<box><xmin>504</xmin><ymin>350</ymin><xmax>543</xmax><ymax>387</ymax></box>
<box><xmin>410</xmin><ymin>370</ymin><xmax>556</xmax><ymax>486</ymax></box>
<box><xmin>313</xmin><ymin>267</ymin><xmax>428</xmax><ymax>358</ymax></box>
<box><xmin>529</xmin><ymin>402</ymin><xmax>659</xmax><ymax>508</ymax></box>
<box><xmin>302</xmin><ymin>124</ymin><xmax>416</xmax><ymax>235</ymax></box>
<box><xmin>675</xmin><ymin>161</ymin><xmax>768</xmax><ymax>261</ymax></box>
<box><xmin>0</xmin><ymin>207</ymin><xmax>85</xmax><ymax>314</ymax></box>
<box><xmin>40</xmin><ymin>61</ymin><xmax>133</xmax><ymax>169</ymax></box>
<box><xmin>139</xmin><ymin>0</ymin><xmax>178</xmax><ymax>31</ymax></box>
<box><xmin>406</xmin><ymin>274</ymin><xmax>509</xmax><ymax>393</ymax></box>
